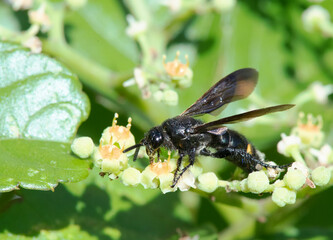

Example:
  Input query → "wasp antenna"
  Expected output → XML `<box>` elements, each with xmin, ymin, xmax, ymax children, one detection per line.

<box><xmin>123</xmin><ymin>143</ymin><xmax>143</xmax><ymax>153</ymax></box>
<box><xmin>133</xmin><ymin>145</ymin><xmax>141</xmax><ymax>162</ymax></box>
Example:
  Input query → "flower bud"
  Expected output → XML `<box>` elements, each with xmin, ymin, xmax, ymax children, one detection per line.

<box><xmin>283</xmin><ymin>169</ymin><xmax>306</xmax><ymax>191</ymax></box>
<box><xmin>272</xmin><ymin>187</ymin><xmax>296</xmax><ymax>207</ymax></box>
<box><xmin>310</xmin><ymin>82</ymin><xmax>333</xmax><ymax>105</ymax></box>
<box><xmin>125</xmin><ymin>15</ymin><xmax>147</xmax><ymax>38</ymax></box>
<box><xmin>197</xmin><ymin>172</ymin><xmax>219</xmax><ymax>193</ymax></box>
<box><xmin>23</xmin><ymin>36</ymin><xmax>42</xmax><ymax>54</ymax></box>
<box><xmin>153</xmin><ymin>90</ymin><xmax>164</xmax><ymax>102</ymax></box>
<box><xmin>28</xmin><ymin>4</ymin><xmax>51</xmax><ymax>32</ymax></box>
<box><xmin>311</xmin><ymin>166</ymin><xmax>331</xmax><ymax>186</ymax></box>
<box><xmin>247</xmin><ymin>171</ymin><xmax>269</xmax><ymax>194</ymax></box>
<box><xmin>121</xmin><ymin>167</ymin><xmax>142</xmax><ymax>186</ymax></box>
<box><xmin>163</xmin><ymin>90</ymin><xmax>178</xmax><ymax>106</ymax></box>
<box><xmin>239</xmin><ymin>179</ymin><xmax>249</xmax><ymax>192</ymax></box>
<box><xmin>71</xmin><ymin>136</ymin><xmax>94</xmax><ymax>158</ymax></box>
<box><xmin>310</xmin><ymin>144</ymin><xmax>333</xmax><ymax>165</ymax></box>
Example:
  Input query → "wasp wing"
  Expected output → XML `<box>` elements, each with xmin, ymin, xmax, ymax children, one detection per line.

<box><xmin>181</xmin><ymin>68</ymin><xmax>258</xmax><ymax>117</ymax></box>
<box><xmin>192</xmin><ymin>104</ymin><xmax>295</xmax><ymax>133</ymax></box>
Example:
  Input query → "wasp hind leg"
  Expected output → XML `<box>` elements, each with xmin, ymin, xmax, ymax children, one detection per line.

<box><xmin>211</xmin><ymin>147</ymin><xmax>290</xmax><ymax>172</ymax></box>
<box><xmin>228</xmin><ymin>148</ymin><xmax>290</xmax><ymax>172</ymax></box>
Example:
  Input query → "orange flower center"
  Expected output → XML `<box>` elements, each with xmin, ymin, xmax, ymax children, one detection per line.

<box><xmin>150</xmin><ymin>161</ymin><xmax>171</xmax><ymax>175</ymax></box>
<box><xmin>100</xmin><ymin>145</ymin><xmax>123</xmax><ymax>160</ymax></box>
<box><xmin>163</xmin><ymin>51</ymin><xmax>189</xmax><ymax>77</ymax></box>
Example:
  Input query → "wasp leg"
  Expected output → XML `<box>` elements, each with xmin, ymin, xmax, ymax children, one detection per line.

<box><xmin>171</xmin><ymin>151</ymin><xmax>195</xmax><ymax>188</ymax></box>
<box><xmin>211</xmin><ymin>148</ymin><xmax>232</xmax><ymax>158</ymax></box>
<box><xmin>157</xmin><ymin>149</ymin><xmax>161</xmax><ymax>161</ymax></box>
<box><xmin>171</xmin><ymin>153</ymin><xmax>184</xmax><ymax>187</ymax></box>
<box><xmin>222</xmin><ymin>148</ymin><xmax>290</xmax><ymax>172</ymax></box>
<box><xmin>199</xmin><ymin>148</ymin><xmax>211</xmax><ymax>156</ymax></box>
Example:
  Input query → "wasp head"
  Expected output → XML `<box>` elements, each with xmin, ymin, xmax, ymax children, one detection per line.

<box><xmin>145</xmin><ymin>126</ymin><xmax>164</xmax><ymax>150</ymax></box>
<box><xmin>123</xmin><ymin>126</ymin><xmax>164</xmax><ymax>162</ymax></box>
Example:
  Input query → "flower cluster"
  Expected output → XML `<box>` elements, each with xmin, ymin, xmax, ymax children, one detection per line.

<box><xmin>72</xmin><ymin>112</ymin><xmax>332</xmax><ymax>207</ymax></box>
<box><xmin>271</xmin><ymin>112</ymin><xmax>333</xmax><ymax>206</ymax></box>
<box><xmin>302</xmin><ymin>5</ymin><xmax>333</xmax><ymax>37</ymax></box>
<box><xmin>86</xmin><ymin>113</ymin><xmax>202</xmax><ymax>193</ymax></box>
<box><xmin>93</xmin><ymin>113</ymin><xmax>135</xmax><ymax>179</ymax></box>
<box><xmin>123</xmin><ymin>51</ymin><xmax>193</xmax><ymax>106</ymax></box>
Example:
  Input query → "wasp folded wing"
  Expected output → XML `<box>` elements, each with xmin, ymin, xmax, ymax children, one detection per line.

<box><xmin>192</xmin><ymin>104</ymin><xmax>295</xmax><ymax>133</ymax></box>
<box><xmin>181</xmin><ymin>68</ymin><xmax>258</xmax><ymax>117</ymax></box>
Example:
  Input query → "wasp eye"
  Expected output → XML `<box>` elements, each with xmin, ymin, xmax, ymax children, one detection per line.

<box><xmin>148</xmin><ymin>128</ymin><xmax>164</xmax><ymax>149</ymax></box>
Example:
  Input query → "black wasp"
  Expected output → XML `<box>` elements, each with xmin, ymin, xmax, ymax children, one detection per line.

<box><xmin>124</xmin><ymin>68</ymin><xmax>294</xmax><ymax>187</ymax></box>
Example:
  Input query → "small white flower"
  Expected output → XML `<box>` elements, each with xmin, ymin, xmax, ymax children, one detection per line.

<box><xmin>121</xmin><ymin>167</ymin><xmax>142</xmax><ymax>186</ymax></box>
<box><xmin>122</xmin><ymin>78</ymin><xmax>136</xmax><ymax>87</ymax></box>
<box><xmin>125</xmin><ymin>15</ymin><xmax>147</xmax><ymax>38</ymax></box>
<box><xmin>277</xmin><ymin>134</ymin><xmax>301</xmax><ymax>157</ymax></box>
<box><xmin>177</xmin><ymin>169</ymin><xmax>196</xmax><ymax>191</ymax></box>
<box><xmin>311</xmin><ymin>82</ymin><xmax>333</xmax><ymax>104</ymax></box>
<box><xmin>140</xmin><ymin>160</ymin><xmax>177</xmax><ymax>193</ymax></box>
<box><xmin>302</xmin><ymin>5</ymin><xmax>332</xmax><ymax>34</ymax></box>
<box><xmin>291</xmin><ymin>112</ymin><xmax>324</xmax><ymax>148</ymax></box>
<box><xmin>28</xmin><ymin>4</ymin><xmax>51</xmax><ymax>32</ymax></box>
<box><xmin>133</xmin><ymin>67</ymin><xmax>146</xmax><ymax>89</ymax></box>
<box><xmin>98</xmin><ymin>145</ymin><xmax>128</xmax><ymax>175</ymax></box>
<box><xmin>100</xmin><ymin>113</ymin><xmax>135</xmax><ymax>151</ymax></box>
<box><xmin>213</xmin><ymin>0</ymin><xmax>236</xmax><ymax>12</ymax></box>
<box><xmin>161</xmin><ymin>0</ymin><xmax>182</xmax><ymax>12</ymax></box>
<box><xmin>8</xmin><ymin>0</ymin><xmax>33</xmax><ymax>10</ymax></box>
<box><xmin>310</xmin><ymin>144</ymin><xmax>333</xmax><ymax>165</ymax></box>
<box><xmin>288</xmin><ymin>162</ymin><xmax>309</xmax><ymax>177</ymax></box>
<box><xmin>23</xmin><ymin>36</ymin><xmax>42</xmax><ymax>53</ymax></box>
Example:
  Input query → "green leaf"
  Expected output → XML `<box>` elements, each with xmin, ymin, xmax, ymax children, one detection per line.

<box><xmin>0</xmin><ymin>139</ymin><xmax>90</xmax><ymax>192</ymax></box>
<box><xmin>0</xmin><ymin>225</ymin><xmax>98</xmax><ymax>240</ymax></box>
<box><xmin>0</xmin><ymin>41</ymin><xmax>90</xmax><ymax>192</ymax></box>
<box><xmin>65</xmin><ymin>0</ymin><xmax>138</xmax><ymax>71</ymax></box>
<box><xmin>0</xmin><ymin>42</ymin><xmax>89</xmax><ymax>141</ymax></box>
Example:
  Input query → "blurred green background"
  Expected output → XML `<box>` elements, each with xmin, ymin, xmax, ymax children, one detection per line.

<box><xmin>1</xmin><ymin>0</ymin><xmax>333</xmax><ymax>239</ymax></box>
